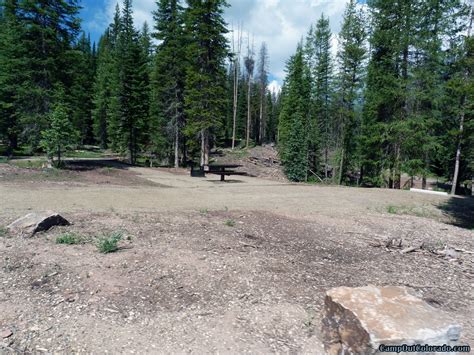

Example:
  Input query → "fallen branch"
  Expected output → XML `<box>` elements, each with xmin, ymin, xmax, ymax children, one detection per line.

<box><xmin>308</xmin><ymin>169</ymin><xmax>323</xmax><ymax>182</ymax></box>
<box><xmin>453</xmin><ymin>248</ymin><xmax>474</xmax><ymax>255</ymax></box>
<box><xmin>400</xmin><ymin>243</ymin><xmax>424</xmax><ymax>254</ymax></box>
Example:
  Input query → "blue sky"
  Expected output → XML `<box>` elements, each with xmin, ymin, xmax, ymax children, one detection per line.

<box><xmin>79</xmin><ymin>0</ymin><xmax>364</xmax><ymax>87</ymax></box>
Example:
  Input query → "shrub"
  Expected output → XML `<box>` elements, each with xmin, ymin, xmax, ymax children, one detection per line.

<box><xmin>96</xmin><ymin>231</ymin><xmax>123</xmax><ymax>253</ymax></box>
<box><xmin>386</xmin><ymin>205</ymin><xmax>399</xmax><ymax>214</ymax></box>
<box><xmin>224</xmin><ymin>219</ymin><xmax>236</xmax><ymax>227</ymax></box>
<box><xmin>56</xmin><ymin>233</ymin><xmax>81</xmax><ymax>245</ymax></box>
<box><xmin>0</xmin><ymin>227</ymin><xmax>7</xmax><ymax>237</ymax></box>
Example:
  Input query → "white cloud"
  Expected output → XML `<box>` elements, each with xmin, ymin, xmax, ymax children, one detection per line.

<box><xmin>103</xmin><ymin>0</ymin><xmax>350</xmax><ymax>83</ymax></box>
<box><xmin>267</xmin><ymin>80</ymin><xmax>282</xmax><ymax>95</ymax></box>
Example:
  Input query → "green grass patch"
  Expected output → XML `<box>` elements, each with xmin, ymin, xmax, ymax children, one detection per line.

<box><xmin>0</xmin><ymin>227</ymin><xmax>8</xmax><ymax>237</ymax></box>
<box><xmin>56</xmin><ymin>232</ymin><xmax>82</xmax><ymax>245</ymax></box>
<box><xmin>386</xmin><ymin>205</ymin><xmax>399</xmax><ymax>214</ymax></box>
<box><xmin>10</xmin><ymin>159</ymin><xmax>47</xmax><ymax>169</ymax></box>
<box><xmin>199</xmin><ymin>208</ymin><xmax>209</xmax><ymax>214</ymax></box>
<box><xmin>0</xmin><ymin>156</ymin><xmax>9</xmax><ymax>164</ymax></box>
<box><xmin>224</xmin><ymin>219</ymin><xmax>236</xmax><ymax>227</ymax></box>
<box><xmin>386</xmin><ymin>204</ymin><xmax>438</xmax><ymax>218</ymax></box>
<box><xmin>65</xmin><ymin>150</ymin><xmax>106</xmax><ymax>159</ymax></box>
<box><xmin>96</xmin><ymin>231</ymin><xmax>123</xmax><ymax>254</ymax></box>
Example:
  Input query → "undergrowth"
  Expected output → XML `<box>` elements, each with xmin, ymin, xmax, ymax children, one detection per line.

<box><xmin>96</xmin><ymin>231</ymin><xmax>123</xmax><ymax>253</ymax></box>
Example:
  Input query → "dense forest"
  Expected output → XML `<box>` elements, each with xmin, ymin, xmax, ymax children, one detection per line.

<box><xmin>0</xmin><ymin>0</ymin><xmax>472</xmax><ymax>193</ymax></box>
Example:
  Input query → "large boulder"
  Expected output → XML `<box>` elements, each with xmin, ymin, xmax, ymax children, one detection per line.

<box><xmin>7</xmin><ymin>211</ymin><xmax>70</xmax><ymax>237</ymax></box>
<box><xmin>322</xmin><ymin>285</ymin><xmax>462</xmax><ymax>354</ymax></box>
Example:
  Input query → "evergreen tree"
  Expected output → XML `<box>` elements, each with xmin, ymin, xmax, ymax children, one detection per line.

<box><xmin>70</xmin><ymin>32</ymin><xmax>95</xmax><ymax>144</ymax></box>
<box><xmin>92</xmin><ymin>30</ymin><xmax>118</xmax><ymax>148</ymax></box>
<box><xmin>17</xmin><ymin>0</ymin><xmax>81</xmax><ymax>149</ymax></box>
<box><xmin>360</xmin><ymin>0</ymin><xmax>415</xmax><ymax>186</ymax></box>
<box><xmin>309</xmin><ymin>14</ymin><xmax>333</xmax><ymax>178</ymax></box>
<box><xmin>183</xmin><ymin>0</ymin><xmax>229</xmax><ymax>166</ymax></box>
<box><xmin>0</xmin><ymin>0</ymin><xmax>26</xmax><ymax>154</ymax></box>
<box><xmin>335</xmin><ymin>0</ymin><xmax>367</xmax><ymax>184</ymax></box>
<box><xmin>111</xmin><ymin>0</ymin><xmax>148</xmax><ymax>164</ymax></box>
<box><xmin>266</xmin><ymin>90</ymin><xmax>280</xmax><ymax>143</ymax></box>
<box><xmin>40</xmin><ymin>100</ymin><xmax>79</xmax><ymax>167</ymax></box>
<box><xmin>103</xmin><ymin>5</ymin><xmax>123</xmax><ymax>151</ymax></box>
<box><xmin>136</xmin><ymin>22</ymin><xmax>152</xmax><ymax>153</ymax></box>
<box><xmin>150</xmin><ymin>0</ymin><xmax>186</xmax><ymax>167</ymax></box>
<box><xmin>278</xmin><ymin>45</ymin><xmax>311</xmax><ymax>181</ymax></box>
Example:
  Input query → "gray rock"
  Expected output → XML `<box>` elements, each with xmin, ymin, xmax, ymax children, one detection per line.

<box><xmin>7</xmin><ymin>211</ymin><xmax>70</xmax><ymax>237</ymax></box>
<box><xmin>322</xmin><ymin>285</ymin><xmax>462</xmax><ymax>354</ymax></box>
<box><xmin>0</xmin><ymin>329</ymin><xmax>13</xmax><ymax>338</ymax></box>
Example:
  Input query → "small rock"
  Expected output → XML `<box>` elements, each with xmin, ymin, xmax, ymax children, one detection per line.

<box><xmin>7</xmin><ymin>211</ymin><xmax>70</xmax><ymax>237</ymax></box>
<box><xmin>0</xmin><ymin>329</ymin><xmax>13</xmax><ymax>338</ymax></box>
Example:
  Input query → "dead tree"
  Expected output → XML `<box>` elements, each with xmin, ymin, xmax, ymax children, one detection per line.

<box><xmin>257</xmin><ymin>42</ymin><xmax>269</xmax><ymax>145</ymax></box>
<box><xmin>231</xmin><ymin>23</ymin><xmax>243</xmax><ymax>150</ymax></box>
<box><xmin>244</xmin><ymin>35</ymin><xmax>255</xmax><ymax>148</ymax></box>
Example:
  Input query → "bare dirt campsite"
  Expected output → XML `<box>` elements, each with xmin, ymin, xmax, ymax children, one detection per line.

<box><xmin>0</xmin><ymin>157</ymin><xmax>473</xmax><ymax>353</ymax></box>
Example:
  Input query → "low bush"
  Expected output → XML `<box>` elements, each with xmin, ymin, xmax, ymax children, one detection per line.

<box><xmin>96</xmin><ymin>231</ymin><xmax>123</xmax><ymax>253</ymax></box>
<box><xmin>224</xmin><ymin>219</ymin><xmax>236</xmax><ymax>227</ymax></box>
<box><xmin>56</xmin><ymin>232</ymin><xmax>81</xmax><ymax>245</ymax></box>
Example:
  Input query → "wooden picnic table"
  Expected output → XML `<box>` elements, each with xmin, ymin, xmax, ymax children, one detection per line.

<box><xmin>207</xmin><ymin>164</ymin><xmax>243</xmax><ymax>181</ymax></box>
<box><xmin>190</xmin><ymin>163</ymin><xmax>245</xmax><ymax>181</ymax></box>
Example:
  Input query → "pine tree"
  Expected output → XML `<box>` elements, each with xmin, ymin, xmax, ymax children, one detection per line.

<box><xmin>40</xmin><ymin>100</ymin><xmax>79</xmax><ymax>167</ymax></box>
<box><xmin>278</xmin><ymin>45</ymin><xmax>311</xmax><ymax>181</ymax></box>
<box><xmin>17</xmin><ymin>0</ymin><xmax>81</xmax><ymax>149</ymax></box>
<box><xmin>335</xmin><ymin>0</ymin><xmax>367</xmax><ymax>184</ymax></box>
<box><xmin>0</xmin><ymin>0</ymin><xmax>26</xmax><ymax>155</ymax></box>
<box><xmin>92</xmin><ymin>30</ymin><xmax>118</xmax><ymax>148</ymax></box>
<box><xmin>136</xmin><ymin>22</ymin><xmax>152</xmax><ymax>153</ymax></box>
<box><xmin>103</xmin><ymin>5</ymin><xmax>123</xmax><ymax>151</ymax></box>
<box><xmin>112</xmin><ymin>0</ymin><xmax>148</xmax><ymax>164</ymax></box>
<box><xmin>183</xmin><ymin>0</ymin><xmax>229</xmax><ymax>166</ymax></box>
<box><xmin>309</xmin><ymin>14</ymin><xmax>333</xmax><ymax>178</ymax></box>
<box><xmin>360</xmin><ymin>0</ymin><xmax>416</xmax><ymax>187</ymax></box>
<box><xmin>150</xmin><ymin>0</ymin><xmax>186</xmax><ymax>167</ymax></box>
<box><xmin>266</xmin><ymin>90</ymin><xmax>280</xmax><ymax>143</ymax></box>
<box><xmin>70</xmin><ymin>32</ymin><xmax>95</xmax><ymax>145</ymax></box>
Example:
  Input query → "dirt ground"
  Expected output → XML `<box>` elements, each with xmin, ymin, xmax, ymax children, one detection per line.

<box><xmin>0</xmin><ymin>162</ymin><xmax>473</xmax><ymax>353</ymax></box>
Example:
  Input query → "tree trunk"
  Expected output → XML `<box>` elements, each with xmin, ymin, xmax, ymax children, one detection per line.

<box><xmin>451</xmin><ymin>108</ymin><xmax>464</xmax><ymax>195</ymax></box>
<box><xmin>246</xmin><ymin>76</ymin><xmax>251</xmax><ymax>147</ymax></box>
<box><xmin>200</xmin><ymin>129</ymin><xmax>205</xmax><ymax>167</ymax></box>
<box><xmin>232</xmin><ymin>63</ymin><xmax>238</xmax><ymax>149</ymax></box>
<box><xmin>324</xmin><ymin>148</ymin><xmax>328</xmax><ymax>179</ymax></box>
<box><xmin>451</xmin><ymin>6</ymin><xmax>472</xmax><ymax>194</ymax></box>
<box><xmin>394</xmin><ymin>144</ymin><xmax>401</xmax><ymax>189</ymax></box>
<box><xmin>204</xmin><ymin>131</ymin><xmax>209</xmax><ymax>166</ymax></box>
<box><xmin>57</xmin><ymin>145</ymin><xmax>61</xmax><ymax>166</ymax></box>
<box><xmin>174</xmin><ymin>121</ymin><xmax>179</xmax><ymax>169</ymax></box>
<box><xmin>338</xmin><ymin>148</ymin><xmax>344</xmax><ymax>185</ymax></box>
<box><xmin>259</xmin><ymin>92</ymin><xmax>264</xmax><ymax>145</ymax></box>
